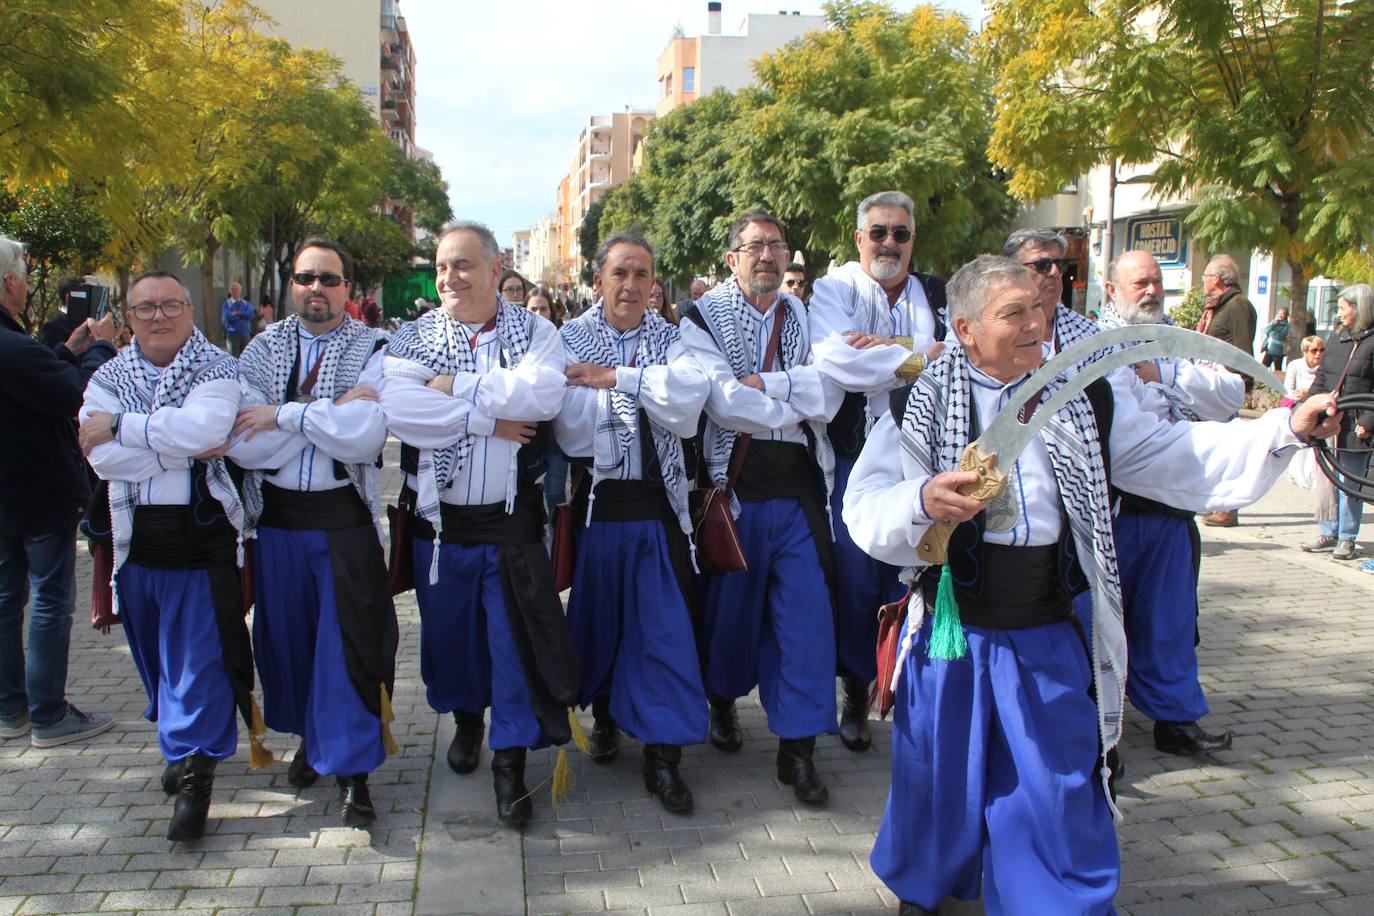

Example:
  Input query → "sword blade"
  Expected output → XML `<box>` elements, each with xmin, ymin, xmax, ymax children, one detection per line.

<box><xmin>973</xmin><ymin>325</ymin><xmax>1270</xmax><ymax>470</ymax></box>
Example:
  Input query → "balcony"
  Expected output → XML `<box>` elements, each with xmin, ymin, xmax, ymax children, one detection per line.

<box><xmin>381</xmin><ymin>99</ymin><xmax>400</xmax><ymax>123</ymax></box>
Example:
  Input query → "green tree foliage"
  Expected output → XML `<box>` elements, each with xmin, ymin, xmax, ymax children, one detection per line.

<box><xmin>578</xmin><ymin>199</ymin><xmax>606</xmax><ymax>285</ymax></box>
<box><xmin>985</xmin><ymin>0</ymin><xmax>1374</xmax><ymax>353</ymax></box>
<box><xmin>735</xmin><ymin>1</ymin><xmax>1014</xmax><ymax>274</ymax></box>
<box><xmin>0</xmin><ymin>182</ymin><xmax>113</xmax><ymax>324</ymax></box>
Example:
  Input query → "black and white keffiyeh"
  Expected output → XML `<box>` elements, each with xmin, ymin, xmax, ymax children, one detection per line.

<box><xmin>695</xmin><ymin>278</ymin><xmax>835</xmax><ymax>518</ymax></box>
<box><xmin>385</xmin><ymin>301</ymin><xmax>535</xmax><ymax>581</ymax></box>
<box><xmin>87</xmin><ymin>329</ymin><xmax>244</xmax><ymax>583</ymax></box>
<box><xmin>561</xmin><ymin>303</ymin><xmax>692</xmax><ymax>536</ymax></box>
<box><xmin>1094</xmin><ymin>304</ymin><xmax>1199</xmax><ymax>422</ymax></box>
<box><xmin>898</xmin><ymin>344</ymin><xmax>1128</xmax><ymax>816</ymax></box>
<box><xmin>828</xmin><ymin>260</ymin><xmax>944</xmax><ymax>341</ymax></box>
<box><xmin>1053</xmin><ymin>304</ymin><xmax>1102</xmax><ymax>353</ymax></box>
<box><xmin>236</xmin><ymin>314</ymin><xmax>386</xmax><ymax>536</ymax></box>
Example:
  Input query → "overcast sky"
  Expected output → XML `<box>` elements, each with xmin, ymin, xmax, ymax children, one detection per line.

<box><xmin>404</xmin><ymin>0</ymin><xmax>984</xmax><ymax>246</ymax></box>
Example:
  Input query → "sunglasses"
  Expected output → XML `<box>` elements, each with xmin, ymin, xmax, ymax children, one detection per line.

<box><xmin>291</xmin><ymin>271</ymin><xmax>346</xmax><ymax>288</ymax></box>
<box><xmin>783</xmin><ymin>278</ymin><xmax>803</xmax><ymax>288</ymax></box>
<box><xmin>1021</xmin><ymin>257</ymin><xmax>1073</xmax><ymax>276</ymax></box>
<box><xmin>867</xmin><ymin>225</ymin><xmax>913</xmax><ymax>245</ymax></box>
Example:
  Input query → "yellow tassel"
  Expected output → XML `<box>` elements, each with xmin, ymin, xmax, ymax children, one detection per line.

<box><xmin>248</xmin><ymin>696</ymin><xmax>274</xmax><ymax>769</ymax></box>
<box><xmin>567</xmin><ymin>707</ymin><xmax>591</xmax><ymax>755</ymax></box>
<box><xmin>380</xmin><ymin>684</ymin><xmax>400</xmax><ymax>756</ymax></box>
<box><xmin>550</xmin><ymin>747</ymin><xmax>574</xmax><ymax>807</ymax></box>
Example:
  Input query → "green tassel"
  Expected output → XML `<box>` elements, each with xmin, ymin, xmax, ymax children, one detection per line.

<box><xmin>928</xmin><ymin>565</ymin><xmax>968</xmax><ymax>660</ymax></box>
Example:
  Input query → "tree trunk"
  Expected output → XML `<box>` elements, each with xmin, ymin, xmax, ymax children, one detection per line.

<box><xmin>1286</xmin><ymin>258</ymin><xmax>1309</xmax><ymax>360</ymax></box>
<box><xmin>201</xmin><ymin>238</ymin><xmax>223</xmax><ymax>345</ymax></box>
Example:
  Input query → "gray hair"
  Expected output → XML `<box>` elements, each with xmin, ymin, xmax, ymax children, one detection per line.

<box><xmin>0</xmin><ymin>234</ymin><xmax>26</xmax><ymax>283</ymax></box>
<box><xmin>727</xmin><ymin>209</ymin><xmax>786</xmax><ymax>252</ymax></box>
<box><xmin>128</xmin><ymin>269</ymin><xmax>194</xmax><ymax>304</ymax></box>
<box><xmin>856</xmin><ymin>191</ymin><xmax>915</xmax><ymax>230</ymax></box>
<box><xmin>947</xmin><ymin>255</ymin><xmax>1035</xmax><ymax>326</ymax></box>
<box><xmin>1339</xmin><ymin>283</ymin><xmax>1374</xmax><ymax>334</ymax></box>
<box><xmin>594</xmin><ymin>232</ymin><xmax>655</xmax><ymax>273</ymax></box>
<box><xmin>438</xmin><ymin>220</ymin><xmax>501</xmax><ymax>263</ymax></box>
<box><xmin>1205</xmin><ymin>255</ymin><xmax>1240</xmax><ymax>289</ymax></box>
<box><xmin>1002</xmin><ymin>228</ymin><xmax>1068</xmax><ymax>259</ymax></box>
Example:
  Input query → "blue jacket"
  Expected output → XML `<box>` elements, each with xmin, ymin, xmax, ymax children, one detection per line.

<box><xmin>222</xmin><ymin>297</ymin><xmax>254</xmax><ymax>337</ymax></box>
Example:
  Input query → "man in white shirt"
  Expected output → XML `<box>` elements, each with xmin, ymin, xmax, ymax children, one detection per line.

<box><xmin>79</xmin><ymin>271</ymin><xmax>254</xmax><ymax>842</ymax></box>
<box><xmin>679</xmin><ymin>209</ymin><xmax>843</xmax><ymax>805</ymax></box>
<box><xmin>379</xmin><ymin>221</ymin><xmax>577</xmax><ymax>826</ymax></box>
<box><xmin>808</xmin><ymin>190</ymin><xmax>945</xmax><ymax>751</ymax></box>
<box><xmin>229</xmin><ymin>238</ymin><xmax>397</xmax><ymax>828</ymax></box>
<box><xmin>555</xmin><ymin>233</ymin><xmax>709</xmax><ymax>815</ymax></box>
<box><xmin>842</xmin><ymin>254</ymin><xmax>1338</xmax><ymax>915</ymax></box>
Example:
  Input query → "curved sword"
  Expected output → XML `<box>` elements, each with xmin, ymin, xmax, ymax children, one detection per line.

<box><xmin>915</xmin><ymin>324</ymin><xmax>1273</xmax><ymax>565</ymax></box>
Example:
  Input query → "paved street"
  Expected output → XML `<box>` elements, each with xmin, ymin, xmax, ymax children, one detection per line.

<box><xmin>2</xmin><ymin>457</ymin><xmax>1373</xmax><ymax>915</ymax></box>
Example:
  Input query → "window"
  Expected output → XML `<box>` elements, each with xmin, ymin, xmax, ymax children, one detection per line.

<box><xmin>683</xmin><ymin>67</ymin><xmax>695</xmax><ymax>93</ymax></box>
<box><xmin>663</xmin><ymin>74</ymin><xmax>673</xmax><ymax>97</ymax></box>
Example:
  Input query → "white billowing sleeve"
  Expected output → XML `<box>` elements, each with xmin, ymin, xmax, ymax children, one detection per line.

<box><xmin>756</xmin><ymin>360</ymin><xmax>842</xmax><ymax>423</ymax></box>
<box><xmin>616</xmin><ymin>341</ymin><xmax>708</xmax><ymax>438</ymax></box>
<box><xmin>1154</xmin><ymin>360</ymin><xmax>1246</xmax><ymax>421</ymax></box>
<box><xmin>841</xmin><ymin>413</ymin><xmax>936</xmax><ymax>568</ymax></box>
<box><xmin>553</xmin><ymin>383</ymin><xmax>597</xmax><ymax>459</ymax></box>
<box><xmin>81</xmin><ymin>383</ymin><xmax>192</xmax><ymax>482</ymax></box>
<box><xmin>1108</xmin><ymin>373</ymin><xmax>1301</xmax><ymax>510</ymax></box>
<box><xmin>290</xmin><ymin>352</ymin><xmax>388</xmax><ymax>464</ymax></box>
<box><xmin>809</xmin><ymin>276</ymin><xmax>909</xmax><ymax>392</ymax></box>
<box><xmin>680</xmin><ymin>319</ymin><xmax>811</xmax><ymax>434</ymax></box>
<box><xmin>112</xmin><ymin>379</ymin><xmax>241</xmax><ymax>459</ymax></box>
<box><xmin>381</xmin><ymin>356</ymin><xmax>497</xmax><ymax>450</ymax></box>
<box><xmin>470</xmin><ymin>317</ymin><xmax>567</xmax><ymax>422</ymax></box>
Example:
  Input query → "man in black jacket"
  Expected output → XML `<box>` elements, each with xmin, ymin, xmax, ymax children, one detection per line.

<box><xmin>0</xmin><ymin>235</ymin><xmax>116</xmax><ymax>747</ymax></box>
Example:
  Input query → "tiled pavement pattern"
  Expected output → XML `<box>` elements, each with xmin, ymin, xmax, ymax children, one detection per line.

<box><xmin>2</xmin><ymin>446</ymin><xmax>1373</xmax><ymax>914</ymax></box>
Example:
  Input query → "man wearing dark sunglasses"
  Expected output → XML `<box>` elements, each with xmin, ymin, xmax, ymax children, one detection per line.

<box><xmin>1002</xmin><ymin>228</ymin><xmax>1098</xmax><ymax>357</ymax></box>
<box><xmin>808</xmin><ymin>190</ymin><xmax>947</xmax><ymax>752</ymax></box>
<box><xmin>227</xmin><ymin>237</ymin><xmax>398</xmax><ymax>829</ymax></box>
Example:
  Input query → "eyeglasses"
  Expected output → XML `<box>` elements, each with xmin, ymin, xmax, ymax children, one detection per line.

<box><xmin>733</xmin><ymin>240</ymin><xmax>790</xmax><ymax>258</ymax></box>
<box><xmin>783</xmin><ymin>278</ymin><xmax>803</xmax><ymax>288</ymax></box>
<box><xmin>1021</xmin><ymin>257</ymin><xmax>1073</xmax><ymax>276</ymax></box>
<box><xmin>867</xmin><ymin>225</ymin><xmax>913</xmax><ymax>245</ymax></box>
<box><xmin>128</xmin><ymin>300</ymin><xmax>188</xmax><ymax>321</ymax></box>
<box><xmin>291</xmin><ymin>271</ymin><xmax>346</xmax><ymax>288</ymax></box>
<box><xmin>1306</xmin><ymin>347</ymin><xmax>1325</xmax><ymax>353</ymax></box>
<box><xmin>501</xmin><ymin>285</ymin><xmax>525</xmax><ymax>296</ymax></box>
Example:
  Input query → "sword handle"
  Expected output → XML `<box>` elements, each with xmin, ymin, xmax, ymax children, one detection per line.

<box><xmin>913</xmin><ymin>444</ymin><xmax>1006</xmax><ymax>566</ymax></box>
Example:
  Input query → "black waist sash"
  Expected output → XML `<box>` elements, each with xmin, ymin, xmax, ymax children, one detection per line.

<box><xmin>130</xmin><ymin>506</ymin><xmax>236</xmax><ymax>569</ymax></box>
<box><xmin>260</xmin><ymin>483</ymin><xmax>371</xmax><ymax>531</ymax></box>
<box><xmin>953</xmin><ymin>543</ymin><xmax>1073</xmax><ymax>630</ymax></box>
<box><xmin>1114</xmin><ymin>488</ymin><xmax>1195</xmax><ymax>520</ymax></box>
<box><xmin>588</xmin><ymin>478</ymin><xmax>672</xmax><ymax>524</ymax></box>
<box><xmin>405</xmin><ymin>485</ymin><xmax>578</xmax><ymax>744</ymax></box>
<box><xmin>409</xmin><ymin>490</ymin><xmax>546</xmax><ymax>546</ymax></box>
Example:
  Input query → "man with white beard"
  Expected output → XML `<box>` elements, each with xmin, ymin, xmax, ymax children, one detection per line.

<box><xmin>808</xmin><ymin>191</ymin><xmax>945</xmax><ymax>750</ymax></box>
<box><xmin>1078</xmin><ymin>249</ymin><xmax>1242</xmax><ymax>756</ymax></box>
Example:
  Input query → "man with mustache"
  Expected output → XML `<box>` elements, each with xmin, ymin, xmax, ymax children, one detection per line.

<box><xmin>1003</xmin><ymin>229</ymin><xmax>1099</xmax><ymax>357</ymax></box>
<box><xmin>228</xmin><ymin>238</ymin><xmax>398</xmax><ymax>827</ymax></box>
<box><xmin>1082</xmin><ymin>249</ymin><xmax>1241</xmax><ymax>756</ymax></box>
<box><xmin>808</xmin><ymin>191</ymin><xmax>946</xmax><ymax>751</ymax></box>
<box><xmin>679</xmin><ymin>209</ymin><xmax>843</xmax><ymax>804</ymax></box>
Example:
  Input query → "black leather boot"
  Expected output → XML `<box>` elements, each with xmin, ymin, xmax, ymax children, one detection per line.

<box><xmin>166</xmin><ymin>753</ymin><xmax>216</xmax><ymax>841</ymax></box>
<box><xmin>708</xmin><ymin>697</ymin><xmax>743</xmax><ymax>752</ymax></box>
<box><xmin>160</xmin><ymin>759</ymin><xmax>184</xmax><ymax>796</ymax></box>
<box><xmin>589</xmin><ymin>696</ymin><xmax>619</xmax><ymax>764</ymax></box>
<box><xmin>338</xmin><ymin>774</ymin><xmax>376</xmax><ymax>828</ymax></box>
<box><xmin>776</xmin><ymin>737</ymin><xmax>828</xmax><ymax>805</ymax></box>
<box><xmin>838</xmin><ymin>676</ymin><xmax>872</xmax><ymax>752</ymax></box>
<box><xmin>288</xmin><ymin>741</ymin><xmax>320</xmax><ymax>789</ymax></box>
<box><xmin>642</xmin><ymin>744</ymin><xmax>693</xmax><ymax>815</ymax></box>
<box><xmin>491</xmin><ymin>747</ymin><xmax>533</xmax><ymax>826</ymax></box>
<box><xmin>447</xmin><ymin>709</ymin><xmax>484</xmax><ymax>775</ymax></box>
<box><xmin>898</xmin><ymin>901</ymin><xmax>939</xmax><ymax>915</ymax></box>
<box><xmin>1154</xmin><ymin>720</ymin><xmax>1233</xmax><ymax>755</ymax></box>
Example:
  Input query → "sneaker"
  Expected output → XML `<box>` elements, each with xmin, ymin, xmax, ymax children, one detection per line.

<box><xmin>1332</xmin><ymin>540</ymin><xmax>1358</xmax><ymax>561</ymax></box>
<box><xmin>0</xmin><ymin>714</ymin><xmax>30</xmax><ymax>739</ymax></box>
<box><xmin>30</xmin><ymin>706</ymin><xmax>114</xmax><ymax>748</ymax></box>
<box><xmin>1301</xmin><ymin>535</ymin><xmax>1338</xmax><ymax>553</ymax></box>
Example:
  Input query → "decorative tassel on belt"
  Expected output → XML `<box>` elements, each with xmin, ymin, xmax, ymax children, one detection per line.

<box><xmin>927</xmin><ymin>565</ymin><xmax>968</xmax><ymax>660</ymax></box>
<box><xmin>380</xmin><ymin>684</ymin><xmax>400</xmax><ymax>755</ymax></box>
<box><xmin>248</xmin><ymin>696</ymin><xmax>275</xmax><ymax>769</ymax></box>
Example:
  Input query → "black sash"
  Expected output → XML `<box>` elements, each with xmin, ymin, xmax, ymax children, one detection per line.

<box><xmin>953</xmin><ymin>543</ymin><xmax>1072</xmax><ymax>629</ymax></box>
<box><xmin>129</xmin><ymin>507</ymin><xmax>236</xmax><ymax>569</ymax></box>
<box><xmin>260</xmin><ymin>483</ymin><xmax>371</xmax><ymax>531</ymax></box>
<box><xmin>408</xmin><ymin>489</ymin><xmax>546</xmax><ymax>546</ymax></box>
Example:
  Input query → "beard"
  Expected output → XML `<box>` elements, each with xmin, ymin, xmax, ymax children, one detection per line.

<box><xmin>746</xmin><ymin>267</ymin><xmax>781</xmax><ymax>296</ymax></box>
<box><xmin>1119</xmin><ymin>294</ymin><xmax>1165</xmax><ymax>325</ymax></box>
<box><xmin>868</xmin><ymin>253</ymin><xmax>905</xmax><ymax>282</ymax></box>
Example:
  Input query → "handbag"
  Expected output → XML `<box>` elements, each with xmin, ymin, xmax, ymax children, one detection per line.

<box><xmin>550</xmin><ymin>467</ymin><xmax>589</xmax><ymax>592</ymax></box>
<box><xmin>79</xmin><ymin>478</ymin><xmax>120</xmax><ymax>633</ymax></box>
<box><xmin>387</xmin><ymin>488</ymin><xmax>415</xmax><ymax>596</ymax></box>
<box><xmin>870</xmin><ymin>584</ymin><xmax>914</xmax><ymax>719</ymax></box>
<box><xmin>688</xmin><ymin>305</ymin><xmax>787</xmax><ymax>574</ymax></box>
